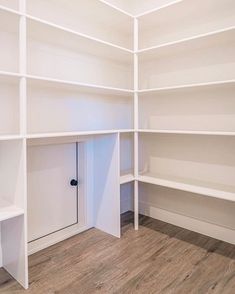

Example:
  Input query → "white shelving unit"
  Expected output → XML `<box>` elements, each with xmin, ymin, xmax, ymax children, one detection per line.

<box><xmin>136</xmin><ymin>0</ymin><xmax>235</xmax><ymax>246</ymax></box>
<box><xmin>0</xmin><ymin>0</ymin><xmax>234</xmax><ymax>289</ymax></box>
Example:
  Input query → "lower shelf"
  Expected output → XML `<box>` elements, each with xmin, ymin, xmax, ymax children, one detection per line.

<box><xmin>138</xmin><ymin>173</ymin><xmax>235</xmax><ymax>202</ymax></box>
<box><xmin>0</xmin><ymin>199</ymin><xmax>24</xmax><ymax>222</ymax></box>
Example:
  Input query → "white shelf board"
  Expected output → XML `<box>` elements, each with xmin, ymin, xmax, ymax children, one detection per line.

<box><xmin>138</xmin><ymin>27</ymin><xmax>235</xmax><ymax>54</ymax></box>
<box><xmin>138</xmin><ymin>80</ymin><xmax>235</xmax><ymax>94</ymax></box>
<box><xmin>27</xmin><ymin>129</ymin><xmax>134</xmax><ymax>140</ymax></box>
<box><xmin>26</xmin><ymin>14</ymin><xmax>133</xmax><ymax>56</ymax></box>
<box><xmin>138</xmin><ymin>173</ymin><xmax>235</xmax><ymax>202</ymax></box>
<box><xmin>136</xmin><ymin>0</ymin><xmax>182</xmax><ymax>18</ymax></box>
<box><xmin>139</xmin><ymin>130</ymin><xmax>235</xmax><ymax>136</ymax></box>
<box><xmin>120</xmin><ymin>173</ymin><xmax>135</xmax><ymax>184</ymax></box>
<box><xmin>0</xmin><ymin>5</ymin><xmax>21</xmax><ymax>16</ymax></box>
<box><xmin>0</xmin><ymin>199</ymin><xmax>24</xmax><ymax>222</ymax></box>
<box><xmin>0</xmin><ymin>70</ymin><xmax>21</xmax><ymax>78</ymax></box>
<box><xmin>0</xmin><ymin>135</ymin><xmax>23</xmax><ymax>141</ymax></box>
<box><xmin>138</xmin><ymin>27</ymin><xmax>235</xmax><ymax>62</ymax></box>
<box><xmin>26</xmin><ymin>75</ymin><xmax>133</xmax><ymax>97</ymax></box>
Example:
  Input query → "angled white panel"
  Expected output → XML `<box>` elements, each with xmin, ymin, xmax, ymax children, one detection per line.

<box><xmin>93</xmin><ymin>134</ymin><xmax>120</xmax><ymax>237</ymax></box>
<box><xmin>1</xmin><ymin>215</ymin><xmax>28</xmax><ymax>289</ymax></box>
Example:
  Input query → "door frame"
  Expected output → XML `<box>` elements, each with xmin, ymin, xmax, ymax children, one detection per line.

<box><xmin>28</xmin><ymin>138</ymin><xmax>93</xmax><ymax>255</ymax></box>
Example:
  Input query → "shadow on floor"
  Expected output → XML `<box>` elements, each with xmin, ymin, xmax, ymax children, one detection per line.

<box><xmin>121</xmin><ymin>211</ymin><xmax>235</xmax><ymax>260</ymax></box>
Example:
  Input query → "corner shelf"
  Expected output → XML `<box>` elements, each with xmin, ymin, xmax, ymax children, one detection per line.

<box><xmin>138</xmin><ymin>173</ymin><xmax>235</xmax><ymax>202</ymax></box>
<box><xmin>139</xmin><ymin>130</ymin><xmax>235</xmax><ymax>136</ymax></box>
<box><xmin>138</xmin><ymin>27</ymin><xmax>235</xmax><ymax>61</ymax></box>
<box><xmin>27</xmin><ymin>130</ymin><xmax>134</xmax><ymax>140</ymax></box>
<box><xmin>138</xmin><ymin>80</ymin><xmax>235</xmax><ymax>94</ymax></box>
<box><xmin>26</xmin><ymin>14</ymin><xmax>133</xmax><ymax>54</ymax></box>
<box><xmin>138</xmin><ymin>27</ymin><xmax>235</xmax><ymax>55</ymax></box>
<box><xmin>27</xmin><ymin>75</ymin><xmax>133</xmax><ymax>97</ymax></box>
<box><xmin>120</xmin><ymin>173</ymin><xmax>135</xmax><ymax>184</ymax></box>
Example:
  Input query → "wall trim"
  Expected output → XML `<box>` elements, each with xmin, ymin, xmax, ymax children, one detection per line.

<box><xmin>139</xmin><ymin>201</ymin><xmax>235</xmax><ymax>245</ymax></box>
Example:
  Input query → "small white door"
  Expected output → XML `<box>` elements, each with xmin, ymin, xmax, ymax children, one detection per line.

<box><xmin>27</xmin><ymin>143</ymin><xmax>78</xmax><ymax>242</ymax></box>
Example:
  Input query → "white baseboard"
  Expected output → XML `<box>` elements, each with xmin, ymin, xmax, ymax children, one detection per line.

<box><xmin>139</xmin><ymin>201</ymin><xmax>235</xmax><ymax>245</ymax></box>
<box><xmin>28</xmin><ymin>224</ymin><xmax>92</xmax><ymax>255</ymax></box>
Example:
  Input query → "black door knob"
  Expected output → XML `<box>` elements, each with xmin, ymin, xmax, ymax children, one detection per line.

<box><xmin>70</xmin><ymin>179</ymin><xmax>78</xmax><ymax>186</ymax></box>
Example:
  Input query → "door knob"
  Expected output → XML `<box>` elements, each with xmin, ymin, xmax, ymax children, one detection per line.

<box><xmin>70</xmin><ymin>179</ymin><xmax>78</xmax><ymax>186</ymax></box>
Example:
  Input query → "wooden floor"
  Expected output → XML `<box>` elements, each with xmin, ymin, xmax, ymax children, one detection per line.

<box><xmin>0</xmin><ymin>212</ymin><xmax>235</xmax><ymax>294</ymax></box>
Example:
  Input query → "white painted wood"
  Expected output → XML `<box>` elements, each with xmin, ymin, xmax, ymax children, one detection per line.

<box><xmin>0</xmin><ymin>75</ymin><xmax>19</xmax><ymax>136</ymax></box>
<box><xmin>133</xmin><ymin>17</ymin><xmax>139</xmax><ymax>230</ymax></box>
<box><xmin>139</xmin><ymin>28</ymin><xmax>235</xmax><ymax>89</ymax></box>
<box><xmin>139</xmin><ymin>134</ymin><xmax>235</xmax><ymax>198</ymax></box>
<box><xmin>27</xmin><ymin>79</ymin><xmax>133</xmax><ymax>134</ymax></box>
<box><xmin>139</xmin><ymin>0</ymin><xmax>235</xmax><ymax>49</ymax></box>
<box><xmin>103</xmin><ymin>0</ymin><xmax>178</xmax><ymax>17</ymax></box>
<box><xmin>120</xmin><ymin>174</ymin><xmax>135</xmax><ymax>185</ymax></box>
<box><xmin>139</xmin><ymin>130</ymin><xmax>235</xmax><ymax>136</ymax></box>
<box><xmin>120</xmin><ymin>133</ymin><xmax>134</xmax><ymax>177</ymax></box>
<box><xmin>1</xmin><ymin>215</ymin><xmax>28</xmax><ymax>288</ymax></box>
<box><xmin>26</xmin><ymin>0</ymin><xmax>133</xmax><ymax>51</ymax></box>
<box><xmin>120</xmin><ymin>182</ymin><xmax>134</xmax><ymax>213</ymax></box>
<box><xmin>26</xmin><ymin>75</ymin><xmax>134</xmax><ymax>95</ymax></box>
<box><xmin>0</xmin><ymin>9</ymin><xmax>19</xmax><ymax>73</ymax></box>
<box><xmin>139</xmin><ymin>201</ymin><xmax>235</xmax><ymax>245</ymax></box>
<box><xmin>27</xmin><ymin>19</ymin><xmax>133</xmax><ymax>90</ymax></box>
<box><xmin>93</xmin><ymin>134</ymin><xmax>120</xmax><ymax>237</ymax></box>
<box><xmin>138</xmin><ymin>79</ymin><xmax>235</xmax><ymax>94</ymax></box>
<box><xmin>0</xmin><ymin>0</ymin><xmax>18</xmax><ymax>11</ymax></box>
<box><xmin>27</xmin><ymin>143</ymin><xmax>78</xmax><ymax>242</ymax></box>
<box><xmin>0</xmin><ymin>199</ymin><xmax>24</xmax><ymax>221</ymax></box>
<box><xmin>139</xmin><ymin>174</ymin><xmax>235</xmax><ymax>202</ymax></box>
<box><xmin>0</xmin><ymin>0</ymin><xmax>235</xmax><ymax>289</ymax></box>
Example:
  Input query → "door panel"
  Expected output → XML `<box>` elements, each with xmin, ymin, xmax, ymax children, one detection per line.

<box><xmin>27</xmin><ymin>143</ymin><xmax>78</xmax><ymax>242</ymax></box>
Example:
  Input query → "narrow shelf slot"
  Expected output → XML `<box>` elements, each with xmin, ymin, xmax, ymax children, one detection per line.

<box><xmin>120</xmin><ymin>132</ymin><xmax>134</xmax><ymax>183</ymax></box>
<box><xmin>0</xmin><ymin>75</ymin><xmax>20</xmax><ymax>136</ymax></box>
<box><xmin>0</xmin><ymin>9</ymin><xmax>19</xmax><ymax>73</ymax></box>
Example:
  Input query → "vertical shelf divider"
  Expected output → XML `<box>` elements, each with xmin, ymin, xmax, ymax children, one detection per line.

<box><xmin>19</xmin><ymin>0</ymin><xmax>28</xmax><ymax>288</ymax></box>
<box><xmin>134</xmin><ymin>17</ymin><xmax>139</xmax><ymax>230</ymax></box>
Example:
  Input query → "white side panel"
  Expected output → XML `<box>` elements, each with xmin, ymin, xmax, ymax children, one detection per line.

<box><xmin>93</xmin><ymin>134</ymin><xmax>120</xmax><ymax>237</ymax></box>
<box><xmin>2</xmin><ymin>215</ymin><xmax>28</xmax><ymax>288</ymax></box>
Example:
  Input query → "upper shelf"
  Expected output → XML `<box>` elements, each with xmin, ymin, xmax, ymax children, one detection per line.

<box><xmin>27</xmin><ymin>75</ymin><xmax>133</xmax><ymax>97</ymax></box>
<box><xmin>26</xmin><ymin>0</ymin><xmax>133</xmax><ymax>51</ymax></box>
<box><xmin>138</xmin><ymin>0</ymin><xmax>235</xmax><ymax>50</ymax></box>
<box><xmin>138</xmin><ymin>80</ymin><xmax>235</xmax><ymax>95</ymax></box>
<box><xmin>27</xmin><ymin>19</ymin><xmax>133</xmax><ymax>90</ymax></box>
<box><xmin>138</xmin><ymin>27</ymin><xmax>235</xmax><ymax>61</ymax></box>
<box><xmin>138</xmin><ymin>28</ymin><xmax>235</xmax><ymax>90</ymax></box>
